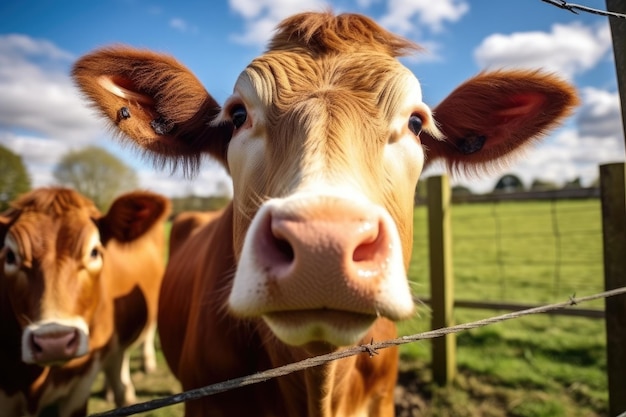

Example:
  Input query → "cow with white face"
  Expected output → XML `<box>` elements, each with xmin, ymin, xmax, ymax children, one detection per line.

<box><xmin>72</xmin><ymin>11</ymin><xmax>578</xmax><ymax>417</ymax></box>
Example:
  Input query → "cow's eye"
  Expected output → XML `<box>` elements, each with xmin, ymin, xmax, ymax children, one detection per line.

<box><xmin>5</xmin><ymin>248</ymin><xmax>16</xmax><ymax>265</ymax></box>
<box><xmin>408</xmin><ymin>114</ymin><xmax>423</xmax><ymax>136</ymax></box>
<box><xmin>3</xmin><ymin>247</ymin><xmax>20</xmax><ymax>276</ymax></box>
<box><xmin>231</xmin><ymin>105</ymin><xmax>248</xmax><ymax>129</ymax></box>
<box><xmin>89</xmin><ymin>247</ymin><xmax>100</xmax><ymax>260</ymax></box>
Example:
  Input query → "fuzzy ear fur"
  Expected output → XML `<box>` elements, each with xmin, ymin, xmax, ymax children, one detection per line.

<box><xmin>73</xmin><ymin>48</ymin><xmax>577</xmax><ymax>180</ymax></box>
<box><xmin>422</xmin><ymin>70</ymin><xmax>579</xmax><ymax>175</ymax></box>
<box><xmin>98</xmin><ymin>191</ymin><xmax>171</xmax><ymax>244</ymax></box>
<box><xmin>72</xmin><ymin>47</ymin><xmax>233</xmax><ymax>174</ymax></box>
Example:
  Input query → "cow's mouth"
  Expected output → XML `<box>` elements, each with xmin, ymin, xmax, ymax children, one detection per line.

<box><xmin>263</xmin><ymin>309</ymin><xmax>376</xmax><ymax>348</ymax></box>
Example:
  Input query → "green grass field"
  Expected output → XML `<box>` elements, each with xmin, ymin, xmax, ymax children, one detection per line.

<box><xmin>89</xmin><ymin>199</ymin><xmax>609</xmax><ymax>416</ymax></box>
<box><xmin>398</xmin><ymin>198</ymin><xmax>607</xmax><ymax>416</ymax></box>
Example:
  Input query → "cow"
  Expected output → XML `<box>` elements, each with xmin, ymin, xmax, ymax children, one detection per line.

<box><xmin>0</xmin><ymin>187</ymin><xmax>170</xmax><ymax>417</ymax></box>
<box><xmin>167</xmin><ymin>210</ymin><xmax>223</xmax><ymax>259</ymax></box>
<box><xmin>71</xmin><ymin>11</ymin><xmax>578</xmax><ymax>417</ymax></box>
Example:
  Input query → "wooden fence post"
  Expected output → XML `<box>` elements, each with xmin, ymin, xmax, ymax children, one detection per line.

<box><xmin>606</xmin><ymin>0</ymin><xmax>626</xmax><ymax>153</ymax></box>
<box><xmin>427</xmin><ymin>175</ymin><xmax>456</xmax><ymax>385</ymax></box>
<box><xmin>600</xmin><ymin>162</ymin><xmax>626</xmax><ymax>416</ymax></box>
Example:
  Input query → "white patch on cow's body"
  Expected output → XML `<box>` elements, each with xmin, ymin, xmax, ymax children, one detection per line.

<box><xmin>141</xmin><ymin>320</ymin><xmax>158</xmax><ymax>373</ymax></box>
<box><xmin>21</xmin><ymin>319</ymin><xmax>90</xmax><ymax>364</ymax></box>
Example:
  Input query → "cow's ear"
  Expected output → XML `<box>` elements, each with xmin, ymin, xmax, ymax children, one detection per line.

<box><xmin>421</xmin><ymin>70</ymin><xmax>578</xmax><ymax>174</ymax></box>
<box><xmin>72</xmin><ymin>46</ymin><xmax>233</xmax><ymax>173</ymax></box>
<box><xmin>98</xmin><ymin>191</ymin><xmax>171</xmax><ymax>244</ymax></box>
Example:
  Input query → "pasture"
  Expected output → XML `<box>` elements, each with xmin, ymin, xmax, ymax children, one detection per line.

<box><xmin>88</xmin><ymin>198</ymin><xmax>608</xmax><ymax>416</ymax></box>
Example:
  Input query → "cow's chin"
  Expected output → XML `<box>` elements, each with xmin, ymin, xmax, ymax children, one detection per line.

<box><xmin>263</xmin><ymin>310</ymin><xmax>375</xmax><ymax>349</ymax></box>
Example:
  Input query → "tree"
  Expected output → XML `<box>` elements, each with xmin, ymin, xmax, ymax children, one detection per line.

<box><xmin>53</xmin><ymin>146</ymin><xmax>139</xmax><ymax>210</ymax></box>
<box><xmin>452</xmin><ymin>185</ymin><xmax>473</xmax><ymax>197</ymax></box>
<box><xmin>563</xmin><ymin>177</ymin><xmax>582</xmax><ymax>189</ymax></box>
<box><xmin>530</xmin><ymin>179</ymin><xmax>558</xmax><ymax>191</ymax></box>
<box><xmin>493</xmin><ymin>174</ymin><xmax>524</xmax><ymax>193</ymax></box>
<box><xmin>0</xmin><ymin>144</ymin><xmax>31</xmax><ymax>211</ymax></box>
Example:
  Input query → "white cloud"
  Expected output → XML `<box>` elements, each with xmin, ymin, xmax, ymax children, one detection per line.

<box><xmin>379</xmin><ymin>0</ymin><xmax>469</xmax><ymax>35</ymax></box>
<box><xmin>577</xmin><ymin>87</ymin><xmax>623</xmax><ymax>138</ymax></box>
<box><xmin>138</xmin><ymin>162</ymin><xmax>233</xmax><ymax>198</ymax></box>
<box><xmin>1</xmin><ymin>132</ymin><xmax>68</xmax><ymax>187</ymax></box>
<box><xmin>228</xmin><ymin>0</ymin><xmax>330</xmax><ymax>46</ymax></box>
<box><xmin>0</xmin><ymin>34</ymin><xmax>103</xmax><ymax>143</ymax></box>
<box><xmin>169</xmin><ymin>17</ymin><xmax>198</xmax><ymax>34</ymax></box>
<box><xmin>0</xmin><ymin>34</ymin><xmax>233</xmax><ymax>198</ymax></box>
<box><xmin>474</xmin><ymin>21</ymin><xmax>612</xmax><ymax>79</ymax></box>
<box><xmin>0</xmin><ymin>33</ymin><xmax>74</xmax><ymax>61</ymax></box>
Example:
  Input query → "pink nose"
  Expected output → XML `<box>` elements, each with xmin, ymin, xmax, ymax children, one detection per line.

<box><xmin>30</xmin><ymin>328</ymin><xmax>80</xmax><ymax>364</ymax></box>
<box><xmin>251</xmin><ymin>198</ymin><xmax>393</xmax><ymax>313</ymax></box>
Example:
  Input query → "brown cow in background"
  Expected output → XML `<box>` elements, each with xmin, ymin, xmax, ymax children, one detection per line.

<box><xmin>0</xmin><ymin>187</ymin><xmax>170</xmax><ymax>417</ymax></box>
<box><xmin>72</xmin><ymin>11</ymin><xmax>578</xmax><ymax>417</ymax></box>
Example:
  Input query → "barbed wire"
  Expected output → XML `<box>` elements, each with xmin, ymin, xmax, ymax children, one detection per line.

<box><xmin>541</xmin><ymin>0</ymin><xmax>626</xmax><ymax>18</ymax></box>
<box><xmin>88</xmin><ymin>286</ymin><xmax>626</xmax><ymax>417</ymax></box>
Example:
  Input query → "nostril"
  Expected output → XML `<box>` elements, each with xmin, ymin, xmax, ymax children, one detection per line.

<box><xmin>353</xmin><ymin>220</ymin><xmax>383</xmax><ymax>263</ymax></box>
<box><xmin>31</xmin><ymin>335</ymin><xmax>42</xmax><ymax>353</ymax></box>
<box><xmin>67</xmin><ymin>330</ymin><xmax>78</xmax><ymax>348</ymax></box>
<box><xmin>256</xmin><ymin>212</ymin><xmax>295</xmax><ymax>268</ymax></box>
<box><xmin>272</xmin><ymin>234</ymin><xmax>295</xmax><ymax>264</ymax></box>
<box><xmin>32</xmin><ymin>329</ymin><xmax>80</xmax><ymax>355</ymax></box>
<box><xmin>353</xmin><ymin>239</ymin><xmax>377</xmax><ymax>263</ymax></box>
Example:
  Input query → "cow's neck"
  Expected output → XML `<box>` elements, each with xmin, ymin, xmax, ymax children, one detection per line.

<box><xmin>305</xmin><ymin>357</ymin><xmax>364</xmax><ymax>417</ymax></box>
<box><xmin>272</xmin><ymin>319</ymin><xmax>399</xmax><ymax>416</ymax></box>
<box><xmin>263</xmin><ymin>338</ymin><xmax>372</xmax><ymax>417</ymax></box>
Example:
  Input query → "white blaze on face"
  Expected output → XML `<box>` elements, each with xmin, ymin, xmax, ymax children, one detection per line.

<box><xmin>222</xmin><ymin>61</ymin><xmax>435</xmax><ymax>347</ymax></box>
<box><xmin>20</xmin><ymin>230</ymin><xmax>103</xmax><ymax>365</ymax></box>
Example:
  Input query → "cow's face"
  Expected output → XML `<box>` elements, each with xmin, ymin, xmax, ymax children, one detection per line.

<box><xmin>219</xmin><ymin>51</ymin><xmax>438</xmax><ymax>347</ymax></box>
<box><xmin>0</xmin><ymin>201</ymin><xmax>104</xmax><ymax>365</ymax></box>
<box><xmin>71</xmin><ymin>12</ymin><xmax>577</xmax><ymax>350</ymax></box>
<box><xmin>0</xmin><ymin>188</ymin><xmax>169</xmax><ymax>365</ymax></box>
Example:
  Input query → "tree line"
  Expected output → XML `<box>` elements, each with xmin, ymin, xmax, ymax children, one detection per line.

<box><xmin>0</xmin><ymin>144</ymin><xmax>230</xmax><ymax>214</ymax></box>
<box><xmin>2</xmin><ymin>144</ymin><xmax>599</xmax><ymax>213</ymax></box>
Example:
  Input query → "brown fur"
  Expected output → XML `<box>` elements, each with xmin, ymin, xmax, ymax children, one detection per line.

<box><xmin>0</xmin><ymin>187</ymin><xmax>170</xmax><ymax>417</ymax></box>
<box><xmin>72</xmin><ymin>11</ymin><xmax>578</xmax><ymax>417</ymax></box>
<box><xmin>268</xmin><ymin>11</ymin><xmax>420</xmax><ymax>57</ymax></box>
<box><xmin>421</xmin><ymin>69</ymin><xmax>579</xmax><ymax>175</ymax></box>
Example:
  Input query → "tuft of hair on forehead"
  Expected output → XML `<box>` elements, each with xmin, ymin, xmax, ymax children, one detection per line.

<box><xmin>8</xmin><ymin>187</ymin><xmax>100</xmax><ymax>218</ymax></box>
<box><xmin>267</xmin><ymin>11</ymin><xmax>421</xmax><ymax>57</ymax></box>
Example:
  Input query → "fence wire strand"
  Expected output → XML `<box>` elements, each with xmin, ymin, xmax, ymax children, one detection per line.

<box><xmin>88</xmin><ymin>286</ymin><xmax>626</xmax><ymax>417</ymax></box>
<box><xmin>551</xmin><ymin>199</ymin><xmax>562</xmax><ymax>298</ymax></box>
<box><xmin>450</xmin><ymin>198</ymin><xmax>602</xmax><ymax>303</ymax></box>
<box><xmin>541</xmin><ymin>0</ymin><xmax>626</xmax><ymax>18</ymax></box>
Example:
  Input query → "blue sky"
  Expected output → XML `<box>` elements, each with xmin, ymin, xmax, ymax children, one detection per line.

<box><xmin>0</xmin><ymin>0</ymin><xmax>623</xmax><ymax>196</ymax></box>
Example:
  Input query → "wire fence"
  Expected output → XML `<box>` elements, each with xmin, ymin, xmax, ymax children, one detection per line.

<box><xmin>88</xmin><ymin>286</ymin><xmax>626</xmax><ymax>417</ymax></box>
<box><xmin>94</xmin><ymin>2</ymin><xmax>626</xmax><ymax>415</ymax></box>
<box><xmin>410</xmin><ymin>190</ymin><xmax>605</xmax><ymax>312</ymax></box>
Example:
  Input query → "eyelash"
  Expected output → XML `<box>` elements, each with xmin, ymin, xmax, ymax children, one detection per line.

<box><xmin>408</xmin><ymin>114</ymin><xmax>423</xmax><ymax>136</ymax></box>
<box><xmin>229</xmin><ymin>104</ymin><xmax>248</xmax><ymax>130</ymax></box>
